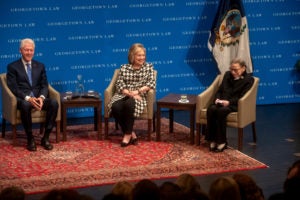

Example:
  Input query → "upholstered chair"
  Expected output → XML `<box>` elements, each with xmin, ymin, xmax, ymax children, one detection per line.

<box><xmin>0</xmin><ymin>73</ymin><xmax>61</xmax><ymax>145</ymax></box>
<box><xmin>195</xmin><ymin>74</ymin><xmax>259</xmax><ymax>150</ymax></box>
<box><xmin>104</xmin><ymin>69</ymin><xmax>157</xmax><ymax>141</ymax></box>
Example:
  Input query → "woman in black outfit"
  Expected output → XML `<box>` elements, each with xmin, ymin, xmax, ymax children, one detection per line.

<box><xmin>206</xmin><ymin>58</ymin><xmax>254</xmax><ymax>152</ymax></box>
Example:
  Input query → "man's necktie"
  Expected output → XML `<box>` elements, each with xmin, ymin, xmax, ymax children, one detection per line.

<box><xmin>26</xmin><ymin>63</ymin><xmax>32</xmax><ymax>85</ymax></box>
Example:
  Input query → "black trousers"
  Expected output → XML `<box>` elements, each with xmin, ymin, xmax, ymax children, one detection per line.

<box><xmin>111</xmin><ymin>97</ymin><xmax>135</xmax><ymax>135</ymax></box>
<box><xmin>206</xmin><ymin>104</ymin><xmax>234</xmax><ymax>144</ymax></box>
<box><xmin>17</xmin><ymin>98</ymin><xmax>58</xmax><ymax>140</ymax></box>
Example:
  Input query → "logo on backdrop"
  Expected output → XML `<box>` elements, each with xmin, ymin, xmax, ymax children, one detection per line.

<box><xmin>216</xmin><ymin>9</ymin><xmax>246</xmax><ymax>51</ymax></box>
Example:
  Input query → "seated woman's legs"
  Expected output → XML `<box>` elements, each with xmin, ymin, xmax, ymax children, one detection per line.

<box><xmin>111</xmin><ymin>97</ymin><xmax>136</xmax><ymax>147</ymax></box>
<box><xmin>206</xmin><ymin>104</ymin><xmax>231</xmax><ymax>152</ymax></box>
<box><xmin>206</xmin><ymin>104</ymin><xmax>218</xmax><ymax>150</ymax></box>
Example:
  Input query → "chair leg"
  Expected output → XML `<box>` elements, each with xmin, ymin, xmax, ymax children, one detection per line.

<box><xmin>148</xmin><ymin>119</ymin><xmax>152</xmax><ymax>141</ymax></box>
<box><xmin>252</xmin><ymin>122</ymin><xmax>257</xmax><ymax>143</ymax></box>
<box><xmin>104</xmin><ymin>117</ymin><xmax>109</xmax><ymax>139</ymax></box>
<box><xmin>152</xmin><ymin>113</ymin><xmax>156</xmax><ymax>132</ymax></box>
<box><xmin>195</xmin><ymin>123</ymin><xmax>201</xmax><ymax>146</ymax></box>
<box><xmin>12</xmin><ymin>125</ymin><xmax>17</xmax><ymax>146</ymax></box>
<box><xmin>56</xmin><ymin>121</ymin><xmax>61</xmax><ymax>143</ymax></box>
<box><xmin>238</xmin><ymin>128</ymin><xmax>244</xmax><ymax>151</ymax></box>
<box><xmin>2</xmin><ymin>118</ymin><xmax>6</xmax><ymax>138</ymax></box>
<box><xmin>202</xmin><ymin>124</ymin><xmax>207</xmax><ymax>136</ymax></box>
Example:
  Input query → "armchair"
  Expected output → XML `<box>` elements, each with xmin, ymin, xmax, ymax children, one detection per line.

<box><xmin>104</xmin><ymin>69</ymin><xmax>157</xmax><ymax>141</ymax></box>
<box><xmin>0</xmin><ymin>73</ymin><xmax>61</xmax><ymax>145</ymax></box>
<box><xmin>195</xmin><ymin>74</ymin><xmax>259</xmax><ymax>150</ymax></box>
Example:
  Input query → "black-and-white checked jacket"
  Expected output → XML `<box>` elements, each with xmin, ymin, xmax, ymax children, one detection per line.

<box><xmin>108</xmin><ymin>63</ymin><xmax>156</xmax><ymax>117</ymax></box>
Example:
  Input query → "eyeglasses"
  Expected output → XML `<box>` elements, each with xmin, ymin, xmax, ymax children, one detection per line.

<box><xmin>229</xmin><ymin>67</ymin><xmax>242</xmax><ymax>73</ymax></box>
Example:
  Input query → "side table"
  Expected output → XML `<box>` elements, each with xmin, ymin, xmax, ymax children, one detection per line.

<box><xmin>61</xmin><ymin>93</ymin><xmax>102</xmax><ymax>141</ymax></box>
<box><xmin>156</xmin><ymin>93</ymin><xmax>197</xmax><ymax>144</ymax></box>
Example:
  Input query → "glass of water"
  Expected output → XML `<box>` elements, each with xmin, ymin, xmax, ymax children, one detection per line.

<box><xmin>180</xmin><ymin>94</ymin><xmax>188</xmax><ymax>103</ymax></box>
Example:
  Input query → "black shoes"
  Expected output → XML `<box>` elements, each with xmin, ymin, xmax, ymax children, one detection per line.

<box><xmin>41</xmin><ymin>138</ymin><xmax>53</xmax><ymax>150</ymax></box>
<box><xmin>214</xmin><ymin>143</ymin><xmax>227</xmax><ymax>153</ymax></box>
<box><xmin>26</xmin><ymin>137</ymin><xmax>53</xmax><ymax>151</ymax></box>
<box><xmin>121</xmin><ymin>140</ymin><xmax>131</xmax><ymax>147</ymax></box>
<box><xmin>131</xmin><ymin>137</ymin><xmax>138</xmax><ymax>145</ymax></box>
<box><xmin>121</xmin><ymin>137</ymin><xmax>138</xmax><ymax>147</ymax></box>
<box><xmin>209</xmin><ymin>142</ymin><xmax>227</xmax><ymax>153</ymax></box>
<box><xmin>27</xmin><ymin>138</ymin><xmax>37</xmax><ymax>151</ymax></box>
<box><xmin>121</xmin><ymin>135</ymin><xmax>131</xmax><ymax>147</ymax></box>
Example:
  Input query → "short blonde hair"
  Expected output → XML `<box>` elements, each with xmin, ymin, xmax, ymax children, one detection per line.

<box><xmin>128</xmin><ymin>43</ymin><xmax>146</xmax><ymax>64</ymax></box>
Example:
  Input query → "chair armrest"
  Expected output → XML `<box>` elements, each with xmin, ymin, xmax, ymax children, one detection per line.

<box><xmin>0</xmin><ymin>73</ymin><xmax>18</xmax><ymax>124</ymax></box>
<box><xmin>146</xmin><ymin>89</ymin><xmax>155</xmax><ymax>118</ymax></box>
<box><xmin>104</xmin><ymin>69</ymin><xmax>119</xmax><ymax>118</ymax></box>
<box><xmin>196</xmin><ymin>75</ymin><xmax>221</xmax><ymax>122</ymax></box>
<box><xmin>237</xmin><ymin>77</ymin><xmax>259</xmax><ymax>126</ymax></box>
<box><xmin>146</xmin><ymin>70</ymin><xmax>157</xmax><ymax>118</ymax></box>
<box><xmin>48</xmin><ymin>84</ymin><xmax>61</xmax><ymax>121</ymax></box>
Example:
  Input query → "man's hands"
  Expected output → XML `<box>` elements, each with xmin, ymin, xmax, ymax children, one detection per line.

<box><xmin>28</xmin><ymin>97</ymin><xmax>44</xmax><ymax>110</ymax></box>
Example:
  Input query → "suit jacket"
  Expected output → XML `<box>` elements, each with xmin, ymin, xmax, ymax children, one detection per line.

<box><xmin>6</xmin><ymin>58</ymin><xmax>49</xmax><ymax>100</ymax></box>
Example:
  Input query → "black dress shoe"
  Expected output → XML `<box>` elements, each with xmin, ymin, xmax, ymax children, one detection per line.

<box><xmin>214</xmin><ymin>143</ymin><xmax>227</xmax><ymax>153</ymax></box>
<box><xmin>41</xmin><ymin>138</ymin><xmax>53</xmax><ymax>150</ymax></box>
<box><xmin>131</xmin><ymin>137</ymin><xmax>138</xmax><ymax>145</ymax></box>
<box><xmin>120</xmin><ymin>140</ymin><xmax>131</xmax><ymax>147</ymax></box>
<box><xmin>209</xmin><ymin>146</ymin><xmax>216</xmax><ymax>152</ymax></box>
<box><xmin>121</xmin><ymin>135</ymin><xmax>133</xmax><ymax>147</ymax></box>
<box><xmin>27</xmin><ymin>138</ymin><xmax>37</xmax><ymax>151</ymax></box>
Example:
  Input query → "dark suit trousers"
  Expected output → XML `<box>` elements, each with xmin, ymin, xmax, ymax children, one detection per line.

<box><xmin>111</xmin><ymin>97</ymin><xmax>135</xmax><ymax>135</ymax></box>
<box><xmin>17</xmin><ymin>98</ymin><xmax>58</xmax><ymax>139</ymax></box>
<box><xmin>206</xmin><ymin>104</ymin><xmax>233</xmax><ymax>144</ymax></box>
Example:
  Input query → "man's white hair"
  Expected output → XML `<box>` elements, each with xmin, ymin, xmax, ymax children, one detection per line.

<box><xmin>20</xmin><ymin>38</ymin><xmax>35</xmax><ymax>49</ymax></box>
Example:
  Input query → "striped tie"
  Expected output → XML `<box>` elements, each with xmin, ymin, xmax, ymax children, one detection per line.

<box><xmin>26</xmin><ymin>63</ymin><xmax>32</xmax><ymax>85</ymax></box>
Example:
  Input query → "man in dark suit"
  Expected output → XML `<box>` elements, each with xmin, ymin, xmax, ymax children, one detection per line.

<box><xmin>6</xmin><ymin>38</ymin><xmax>58</xmax><ymax>151</ymax></box>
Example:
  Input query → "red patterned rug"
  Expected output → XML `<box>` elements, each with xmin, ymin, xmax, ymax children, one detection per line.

<box><xmin>0</xmin><ymin>118</ymin><xmax>267</xmax><ymax>194</ymax></box>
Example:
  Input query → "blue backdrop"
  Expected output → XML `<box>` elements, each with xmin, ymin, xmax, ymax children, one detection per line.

<box><xmin>0</xmin><ymin>0</ymin><xmax>300</xmax><ymax>118</ymax></box>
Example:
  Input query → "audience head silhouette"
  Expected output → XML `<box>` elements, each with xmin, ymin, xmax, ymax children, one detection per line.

<box><xmin>132</xmin><ymin>179</ymin><xmax>160</xmax><ymax>200</ymax></box>
<box><xmin>0</xmin><ymin>186</ymin><xmax>25</xmax><ymax>200</ymax></box>
<box><xmin>102</xmin><ymin>193</ymin><xmax>125</xmax><ymax>200</ymax></box>
<box><xmin>269</xmin><ymin>159</ymin><xmax>300</xmax><ymax>200</ymax></box>
<box><xmin>209</xmin><ymin>176</ymin><xmax>241</xmax><ymax>200</ymax></box>
<box><xmin>40</xmin><ymin>188</ymin><xmax>83</xmax><ymax>200</ymax></box>
<box><xmin>111</xmin><ymin>180</ymin><xmax>133</xmax><ymax>200</ymax></box>
<box><xmin>283</xmin><ymin>159</ymin><xmax>300</xmax><ymax>199</ymax></box>
<box><xmin>159</xmin><ymin>181</ymin><xmax>184</xmax><ymax>200</ymax></box>
<box><xmin>175</xmin><ymin>173</ymin><xmax>209</xmax><ymax>200</ymax></box>
<box><xmin>175</xmin><ymin>173</ymin><xmax>202</xmax><ymax>194</ymax></box>
<box><xmin>232</xmin><ymin>173</ymin><xmax>264</xmax><ymax>200</ymax></box>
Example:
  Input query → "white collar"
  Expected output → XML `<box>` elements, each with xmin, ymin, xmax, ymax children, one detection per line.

<box><xmin>22</xmin><ymin>59</ymin><xmax>31</xmax><ymax>66</ymax></box>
